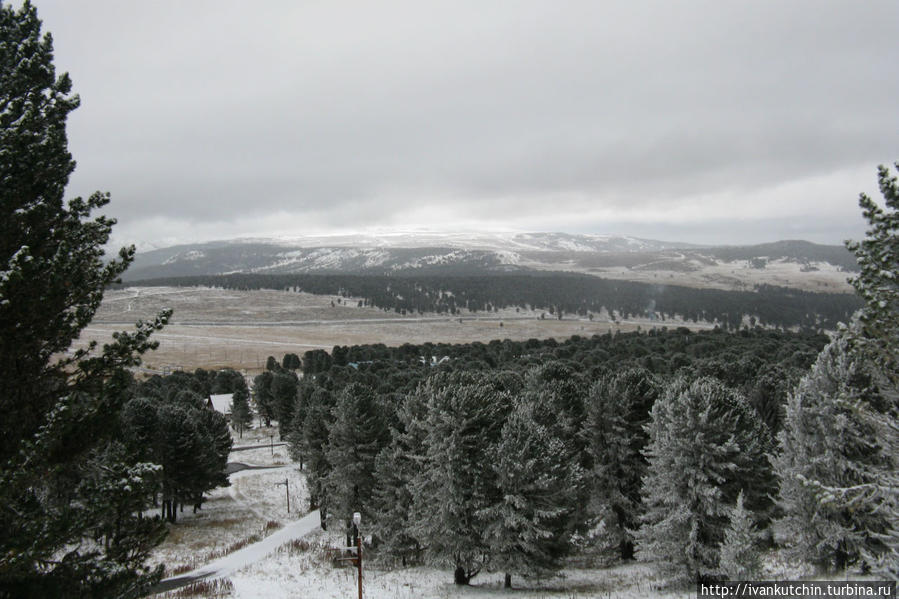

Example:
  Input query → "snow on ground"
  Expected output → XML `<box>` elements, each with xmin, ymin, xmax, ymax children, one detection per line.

<box><xmin>229</xmin><ymin>531</ymin><xmax>696</xmax><ymax>599</ymax></box>
<box><xmin>146</xmin><ymin>424</ymin><xmax>307</xmax><ymax>576</ymax></box>
<box><xmin>165</xmin><ymin>509</ymin><xmax>321</xmax><ymax>582</ymax></box>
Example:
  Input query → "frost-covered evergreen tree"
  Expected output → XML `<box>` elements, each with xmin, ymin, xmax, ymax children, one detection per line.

<box><xmin>410</xmin><ymin>372</ymin><xmax>512</xmax><ymax>585</ymax></box>
<box><xmin>480</xmin><ymin>398</ymin><xmax>583</xmax><ymax>588</ymax></box>
<box><xmin>252</xmin><ymin>371</ymin><xmax>276</xmax><ymax>426</ymax></box>
<box><xmin>230</xmin><ymin>387</ymin><xmax>253</xmax><ymax>439</ymax></box>
<box><xmin>299</xmin><ymin>389</ymin><xmax>333</xmax><ymax>513</ymax></box>
<box><xmin>846</xmin><ymin>163</ymin><xmax>899</xmax><ymax>378</ymax></box>
<box><xmin>0</xmin><ymin>2</ymin><xmax>168</xmax><ymax>595</ymax></box>
<box><xmin>842</xmin><ymin>163</ymin><xmax>899</xmax><ymax>577</ymax></box>
<box><xmin>371</xmin><ymin>388</ymin><xmax>428</xmax><ymax>566</ymax></box>
<box><xmin>324</xmin><ymin>383</ymin><xmax>389</xmax><ymax>531</ymax></box>
<box><xmin>773</xmin><ymin>326</ymin><xmax>893</xmax><ymax>572</ymax></box>
<box><xmin>635</xmin><ymin>377</ymin><xmax>773</xmax><ymax>582</ymax></box>
<box><xmin>583</xmin><ymin>367</ymin><xmax>658</xmax><ymax>560</ymax></box>
<box><xmin>773</xmin><ymin>171</ymin><xmax>899</xmax><ymax>574</ymax></box>
<box><xmin>719</xmin><ymin>491</ymin><xmax>761</xmax><ymax>580</ymax></box>
<box><xmin>272</xmin><ymin>370</ymin><xmax>298</xmax><ymax>440</ymax></box>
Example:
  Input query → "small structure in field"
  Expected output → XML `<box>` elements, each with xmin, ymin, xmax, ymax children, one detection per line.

<box><xmin>206</xmin><ymin>393</ymin><xmax>232</xmax><ymax>416</ymax></box>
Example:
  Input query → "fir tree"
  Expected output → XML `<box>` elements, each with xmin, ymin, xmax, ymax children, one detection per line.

<box><xmin>230</xmin><ymin>387</ymin><xmax>253</xmax><ymax>439</ymax></box>
<box><xmin>843</xmin><ymin>162</ymin><xmax>899</xmax><ymax>576</ymax></box>
<box><xmin>719</xmin><ymin>491</ymin><xmax>761</xmax><ymax>580</ymax></box>
<box><xmin>300</xmin><ymin>389</ymin><xmax>334</xmax><ymax>516</ymax></box>
<box><xmin>252</xmin><ymin>371</ymin><xmax>276</xmax><ymax>427</ymax></box>
<box><xmin>583</xmin><ymin>367</ymin><xmax>657</xmax><ymax>560</ymax></box>
<box><xmin>409</xmin><ymin>372</ymin><xmax>512</xmax><ymax>585</ymax></box>
<box><xmin>773</xmin><ymin>322</ymin><xmax>894</xmax><ymax>572</ymax></box>
<box><xmin>0</xmin><ymin>3</ymin><xmax>168</xmax><ymax>595</ymax></box>
<box><xmin>635</xmin><ymin>377</ymin><xmax>773</xmax><ymax>582</ymax></box>
<box><xmin>846</xmin><ymin>163</ymin><xmax>899</xmax><ymax>378</ymax></box>
<box><xmin>323</xmin><ymin>383</ymin><xmax>390</xmax><ymax>531</ymax></box>
<box><xmin>480</xmin><ymin>398</ymin><xmax>583</xmax><ymax>588</ymax></box>
<box><xmin>371</xmin><ymin>389</ymin><xmax>429</xmax><ymax>566</ymax></box>
<box><xmin>271</xmin><ymin>370</ymin><xmax>298</xmax><ymax>440</ymax></box>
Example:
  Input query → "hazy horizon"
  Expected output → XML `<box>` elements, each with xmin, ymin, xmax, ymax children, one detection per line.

<box><xmin>28</xmin><ymin>1</ymin><xmax>899</xmax><ymax>248</ymax></box>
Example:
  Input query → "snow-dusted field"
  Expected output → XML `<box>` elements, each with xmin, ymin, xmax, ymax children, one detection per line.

<box><xmin>229</xmin><ymin>538</ymin><xmax>697</xmax><ymax>599</ymax></box>
<box><xmin>76</xmin><ymin>287</ymin><xmax>703</xmax><ymax>374</ymax></box>
<box><xmin>148</xmin><ymin>424</ymin><xmax>880</xmax><ymax>599</ymax></box>
<box><xmin>147</xmin><ymin>424</ymin><xmax>305</xmax><ymax>576</ymax></box>
<box><xmin>551</xmin><ymin>257</ymin><xmax>852</xmax><ymax>293</ymax></box>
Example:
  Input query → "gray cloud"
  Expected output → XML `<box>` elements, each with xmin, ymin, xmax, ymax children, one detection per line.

<box><xmin>29</xmin><ymin>0</ymin><xmax>898</xmax><ymax>247</ymax></box>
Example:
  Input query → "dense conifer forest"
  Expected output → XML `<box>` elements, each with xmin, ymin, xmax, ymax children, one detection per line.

<box><xmin>124</xmin><ymin>272</ymin><xmax>862</xmax><ymax>331</ymax></box>
<box><xmin>262</xmin><ymin>328</ymin><xmax>828</xmax><ymax>583</ymax></box>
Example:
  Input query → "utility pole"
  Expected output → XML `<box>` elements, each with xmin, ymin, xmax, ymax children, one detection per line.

<box><xmin>275</xmin><ymin>478</ymin><xmax>289</xmax><ymax>513</ymax></box>
<box><xmin>356</xmin><ymin>535</ymin><xmax>362</xmax><ymax>599</ymax></box>
<box><xmin>337</xmin><ymin>512</ymin><xmax>363</xmax><ymax>599</ymax></box>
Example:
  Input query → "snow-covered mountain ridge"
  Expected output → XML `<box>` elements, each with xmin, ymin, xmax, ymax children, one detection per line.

<box><xmin>123</xmin><ymin>233</ymin><xmax>857</xmax><ymax>293</ymax></box>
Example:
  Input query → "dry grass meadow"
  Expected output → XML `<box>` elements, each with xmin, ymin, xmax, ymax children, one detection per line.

<box><xmin>74</xmin><ymin>286</ymin><xmax>709</xmax><ymax>375</ymax></box>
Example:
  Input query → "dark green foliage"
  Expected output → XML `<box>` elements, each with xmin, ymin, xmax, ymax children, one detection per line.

<box><xmin>271</xmin><ymin>371</ymin><xmax>299</xmax><ymax>440</ymax></box>
<box><xmin>324</xmin><ymin>384</ymin><xmax>390</xmax><ymax>528</ymax></box>
<box><xmin>212</xmin><ymin>368</ymin><xmax>247</xmax><ymax>395</ymax></box>
<box><xmin>284</xmin><ymin>326</ymin><xmax>827</xmax><ymax>581</ymax></box>
<box><xmin>846</xmin><ymin>163</ymin><xmax>899</xmax><ymax>379</ymax></box>
<box><xmin>122</xmin><ymin>378</ymin><xmax>233</xmax><ymax>524</ymax></box>
<box><xmin>299</xmin><ymin>389</ymin><xmax>335</xmax><ymax>511</ymax></box>
<box><xmin>773</xmin><ymin>328</ymin><xmax>893</xmax><ymax>572</ymax></box>
<box><xmin>252</xmin><ymin>371</ymin><xmax>276</xmax><ymax>426</ymax></box>
<box><xmin>371</xmin><ymin>385</ymin><xmax>430</xmax><ymax>565</ymax></box>
<box><xmin>281</xmin><ymin>353</ymin><xmax>301</xmax><ymax>370</ymax></box>
<box><xmin>409</xmin><ymin>372</ymin><xmax>513</xmax><ymax>584</ymax></box>
<box><xmin>230</xmin><ymin>387</ymin><xmax>253</xmax><ymax>438</ymax></box>
<box><xmin>481</xmin><ymin>398</ymin><xmax>583</xmax><ymax>587</ymax></box>
<box><xmin>584</xmin><ymin>367</ymin><xmax>658</xmax><ymax>560</ymax></box>
<box><xmin>0</xmin><ymin>3</ymin><xmax>169</xmax><ymax>595</ymax></box>
<box><xmin>636</xmin><ymin>377</ymin><xmax>774</xmax><ymax>581</ymax></box>
<box><xmin>127</xmin><ymin>270</ymin><xmax>862</xmax><ymax>332</ymax></box>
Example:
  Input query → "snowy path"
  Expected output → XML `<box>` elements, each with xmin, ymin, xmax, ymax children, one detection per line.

<box><xmin>153</xmin><ymin>508</ymin><xmax>320</xmax><ymax>593</ymax></box>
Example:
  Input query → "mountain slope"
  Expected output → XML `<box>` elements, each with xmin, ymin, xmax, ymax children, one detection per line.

<box><xmin>122</xmin><ymin>233</ymin><xmax>857</xmax><ymax>293</ymax></box>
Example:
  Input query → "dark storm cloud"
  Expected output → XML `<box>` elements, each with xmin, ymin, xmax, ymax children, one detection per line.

<box><xmin>29</xmin><ymin>0</ymin><xmax>899</xmax><ymax>246</ymax></box>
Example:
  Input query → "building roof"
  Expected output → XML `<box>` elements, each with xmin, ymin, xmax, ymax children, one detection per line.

<box><xmin>208</xmin><ymin>394</ymin><xmax>232</xmax><ymax>414</ymax></box>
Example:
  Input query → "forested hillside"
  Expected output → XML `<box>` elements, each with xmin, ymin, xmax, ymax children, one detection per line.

<box><xmin>265</xmin><ymin>327</ymin><xmax>824</xmax><ymax>584</ymax></box>
<box><xmin>126</xmin><ymin>272</ymin><xmax>861</xmax><ymax>331</ymax></box>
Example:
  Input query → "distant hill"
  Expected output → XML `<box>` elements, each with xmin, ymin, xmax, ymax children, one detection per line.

<box><xmin>122</xmin><ymin>232</ymin><xmax>857</xmax><ymax>293</ymax></box>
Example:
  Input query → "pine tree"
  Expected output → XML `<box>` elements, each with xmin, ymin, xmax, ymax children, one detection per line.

<box><xmin>635</xmin><ymin>377</ymin><xmax>773</xmax><ymax>582</ymax></box>
<box><xmin>301</xmin><ymin>390</ymin><xmax>334</xmax><ymax>514</ymax></box>
<box><xmin>409</xmin><ymin>372</ymin><xmax>512</xmax><ymax>585</ymax></box>
<box><xmin>719</xmin><ymin>491</ymin><xmax>761</xmax><ymax>580</ymax></box>
<box><xmin>583</xmin><ymin>367</ymin><xmax>657</xmax><ymax>560</ymax></box>
<box><xmin>323</xmin><ymin>383</ymin><xmax>390</xmax><ymax>531</ymax></box>
<box><xmin>271</xmin><ymin>371</ymin><xmax>298</xmax><ymax>440</ymax></box>
<box><xmin>843</xmin><ymin>162</ymin><xmax>899</xmax><ymax>576</ymax></box>
<box><xmin>480</xmin><ymin>398</ymin><xmax>583</xmax><ymax>588</ymax></box>
<box><xmin>846</xmin><ymin>163</ymin><xmax>899</xmax><ymax>378</ymax></box>
<box><xmin>252</xmin><ymin>371</ymin><xmax>276</xmax><ymax>426</ymax></box>
<box><xmin>0</xmin><ymin>3</ymin><xmax>168</xmax><ymax>595</ymax></box>
<box><xmin>773</xmin><ymin>322</ymin><xmax>893</xmax><ymax>572</ymax></box>
<box><xmin>371</xmin><ymin>389</ymin><xmax>429</xmax><ymax>566</ymax></box>
<box><xmin>230</xmin><ymin>387</ymin><xmax>253</xmax><ymax>439</ymax></box>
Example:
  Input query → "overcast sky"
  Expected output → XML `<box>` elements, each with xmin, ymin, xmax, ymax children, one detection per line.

<box><xmin>28</xmin><ymin>0</ymin><xmax>899</xmax><ymax>249</ymax></box>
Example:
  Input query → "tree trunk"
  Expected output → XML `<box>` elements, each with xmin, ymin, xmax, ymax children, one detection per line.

<box><xmin>620</xmin><ymin>539</ymin><xmax>634</xmax><ymax>561</ymax></box>
<box><xmin>453</xmin><ymin>566</ymin><xmax>469</xmax><ymax>585</ymax></box>
<box><xmin>504</xmin><ymin>573</ymin><xmax>512</xmax><ymax>589</ymax></box>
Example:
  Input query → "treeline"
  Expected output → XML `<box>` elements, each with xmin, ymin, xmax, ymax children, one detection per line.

<box><xmin>120</xmin><ymin>369</ymin><xmax>245</xmax><ymax>523</ymax></box>
<box><xmin>258</xmin><ymin>328</ymin><xmax>832</xmax><ymax>584</ymax></box>
<box><xmin>265</xmin><ymin>320</ymin><xmax>896</xmax><ymax>584</ymax></box>
<box><xmin>125</xmin><ymin>272</ymin><xmax>862</xmax><ymax>330</ymax></box>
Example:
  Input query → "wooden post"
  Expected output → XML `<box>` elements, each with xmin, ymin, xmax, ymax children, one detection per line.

<box><xmin>357</xmin><ymin>536</ymin><xmax>363</xmax><ymax>599</ymax></box>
